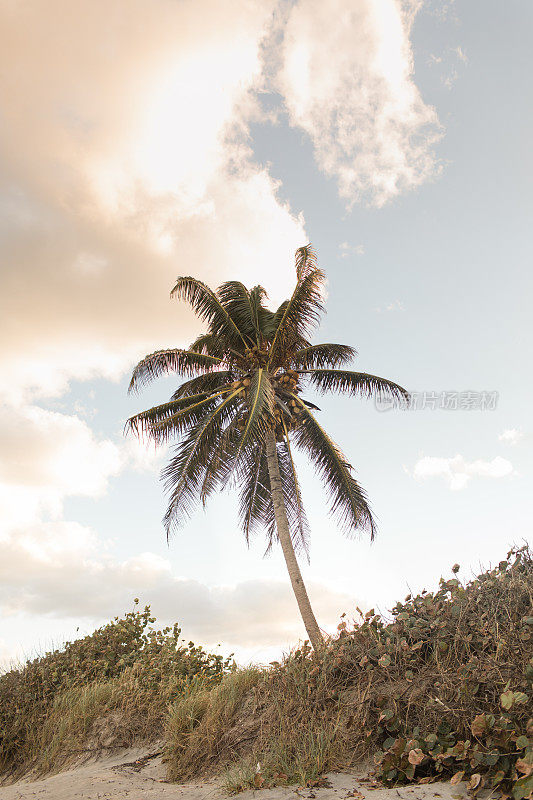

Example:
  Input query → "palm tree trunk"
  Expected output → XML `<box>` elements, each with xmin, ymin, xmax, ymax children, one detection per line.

<box><xmin>265</xmin><ymin>429</ymin><xmax>324</xmax><ymax>651</ymax></box>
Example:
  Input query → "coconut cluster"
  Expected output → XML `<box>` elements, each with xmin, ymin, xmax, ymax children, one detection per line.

<box><xmin>229</xmin><ymin>366</ymin><xmax>304</xmax><ymax>441</ymax></box>
<box><xmin>243</xmin><ymin>343</ymin><xmax>270</xmax><ymax>367</ymax></box>
<box><xmin>272</xmin><ymin>370</ymin><xmax>302</xmax><ymax>440</ymax></box>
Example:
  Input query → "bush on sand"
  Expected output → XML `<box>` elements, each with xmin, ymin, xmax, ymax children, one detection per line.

<box><xmin>1</xmin><ymin>547</ymin><xmax>531</xmax><ymax>799</ymax></box>
<box><xmin>0</xmin><ymin>602</ymin><xmax>233</xmax><ymax>779</ymax></box>
<box><xmin>164</xmin><ymin>547</ymin><xmax>532</xmax><ymax>799</ymax></box>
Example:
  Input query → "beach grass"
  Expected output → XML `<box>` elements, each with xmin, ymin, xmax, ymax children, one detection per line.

<box><xmin>1</xmin><ymin>546</ymin><xmax>531</xmax><ymax>798</ymax></box>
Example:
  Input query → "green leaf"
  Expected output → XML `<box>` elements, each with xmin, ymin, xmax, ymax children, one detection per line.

<box><xmin>302</xmin><ymin>368</ymin><xmax>409</xmax><ymax>404</ymax></box>
<box><xmin>171</xmin><ymin>276</ymin><xmax>249</xmax><ymax>348</ymax></box>
<box><xmin>232</xmin><ymin>369</ymin><xmax>274</xmax><ymax>466</ymax></box>
<box><xmin>128</xmin><ymin>348</ymin><xmax>224</xmax><ymax>394</ymax></box>
<box><xmin>268</xmin><ymin>267</ymin><xmax>325</xmax><ymax>368</ymax></box>
<box><xmin>291</xmin><ymin>343</ymin><xmax>357</xmax><ymax>369</ymax></box>
<box><xmin>293</xmin><ymin>403</ymin><xmax>375</xmax><ymax>537</ymax></box>
<box><xmin>513</xmin><ymin>774</ymin><xmax>533</xmax><ymax>800</ymax></box>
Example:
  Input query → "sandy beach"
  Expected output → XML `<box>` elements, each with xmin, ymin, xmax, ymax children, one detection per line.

<box><xmin>0</xmin><ymin>747</ymin><xmax>470</xmax><ymax>800</ymax></box>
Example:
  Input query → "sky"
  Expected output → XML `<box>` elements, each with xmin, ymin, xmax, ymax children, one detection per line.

<box><xmin>0</xmin><ymin>0</ymin><xmax>531</xmax><ymax>667</ymax></box>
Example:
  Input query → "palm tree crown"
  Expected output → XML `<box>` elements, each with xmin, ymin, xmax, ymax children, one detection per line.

<box><xmin>127</xmin><ymin>245</ymin><xmax>408</xmax><ymax>648</ymax></box>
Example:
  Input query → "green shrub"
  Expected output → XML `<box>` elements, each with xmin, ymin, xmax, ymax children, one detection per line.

<box><xmin>0</xmin><ymin>603</ymin><xmax>233</xmax><ymax>777</ymax></box>
<box><xmin>163</xmin><ymin>546</ymin><xmax>532</xmax><ymax>797</ymax></box>
<box><xmin>2</xmin><ymin>546</ymin><xmax>531</xmax><ymax>797</ymax></box>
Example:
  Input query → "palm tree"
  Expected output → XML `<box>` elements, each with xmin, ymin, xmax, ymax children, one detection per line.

<box><xmin>127</xmin><ymin>246</ymin><xmax>408</xmax><ymax>650</ymax></box>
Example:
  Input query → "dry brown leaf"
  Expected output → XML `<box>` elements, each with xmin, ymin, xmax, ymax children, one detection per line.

<box><xmin>467</xmin><ymin>773</ymin><xmax>482</xmax><ymax>791</ymax></box>
<box><xmin>408</xmin><ymin>748</ymin><xmax>425</xmax><ymax>766</ymax></box>
<box><xmin>471</xmin><ymin>714</ymin><xmax>486</xmax><ymax>737</ymax></box>
<box><xmin>451</xmin><ymin>771</ymin><xmax>465</xmax><ymax>785</ymax></box>
<box><xmin>516</xmin><ymin>758</ymin><xmax>533</xmax><ymax>777</ymax></box>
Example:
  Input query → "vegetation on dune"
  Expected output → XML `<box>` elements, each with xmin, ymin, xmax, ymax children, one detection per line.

<box><xmin>127</xmin><ymin>245</ymin><xmax>408</xmax><ymax>649</ymax></box>
<box><xmin>164</xmin><ymin>547</ymin><xmax>532</xmax><ymax>799</ymax></box>
<box><xmin>0</xmin><ymin>603</ymin><xmax>233</xmax><ymax>779</ymax></box>
<box><xmin>1</xmin><ymin>551</ymin><xmax>530</xmax><ymax>796</ymax></box>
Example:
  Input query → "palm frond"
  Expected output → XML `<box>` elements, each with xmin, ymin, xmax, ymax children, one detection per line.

<box><xmin>268</xmin><ymin>269</ymin><xmax>326</xmax><ymax>368</ymax></box>
<box><xmin>238</xmin><ymin>443</ymin><xmax>271</xmax><ymax>545</ymax></box>
<box><xmin>171</xmin><ymin>276</ymin><xmax>249</xmax><ymax>348</ymax></box>
<box><xmin>188</xmin><ymin>333</ymin><xmax>225</xmax><ymax>358</ymax></box>
<box><xmin>292</xmin><ymin>400</ymin><xmax>375</xmax><ymax>538</ymax></box>
<box><xmin>302</xmin><ymin>369</ymin><xmax>409</xmax><ymax>402</ymax></box>
<box><xmin>127</xmin><ymin>388</ymin><xmax>233</xmax><ymax>444</ymax></box>
<box><xmin>231</xmin><ymin>369</ymin><xmax>274</xmax><ymax>466</ymax></box>
<box><xmin>171</xmin><ymin>371</ymin><xmax>238</xmax><ymax>400</ymax></box>
<box><xmin>291</xmin><ymin>343</ymin><xmax>357</xmax><ymax>370</ymax></box>
<box><xmin>128</xmin><ymin>349</ymin><xmax>224</xmax><ymax>394</ymax></box>
<box><xmin>162</xmin><ymin>389</ymin><xmax>243</xmax><ymax>535</ymax></box>
<box><xmin>217</xmin><ymin>281</ymin><xmax>262</xmax><ymax>344</ymax></box>
<box><xmin>199</xmin><ymin>417</ymin><xmax>241</xmax><ymax>505</ymax></box>
<box><xmin>295</xmin><ymin>244</ymin><xmax>317</xmax><ymax>281</ymax></box>
<box><xmin>237</xmin><ymin>440</ymin><xmax>309</xmax><ymax>559</ymax></box>
<box><xmin>249</xmin><ymin>285</ymin><xmax>276</xmax><ymax>341</ymax></box>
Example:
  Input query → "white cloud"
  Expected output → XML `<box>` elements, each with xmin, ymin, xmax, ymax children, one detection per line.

<box><xmin>498</xmin><ymin>428</ymin><xmax>523</xmax><ymax>446</ymax></box>
<box><xmin>0</xmin><ymin>0</ymin><xmax>444</xmax><ymax>401</ymax></box>
<box><xmin>339</xmin><ymin>242</ymin><xmax>365</xmax><ymax>258</ymax></box>
<box><xmin>122</xmin><ymin>435</ymin><xmax>167</xmax><ymax>474</ymax></box>
<box><xmin>427</xmin><ymin>45</ymin><xmax>467</xmax><ymax>90</ymax></box>
<box><xmin>277</xmin><ymin>0</ymin><xmax>442</xmax><ymax>206</ymax></box>
<box><xmin>1</xmin><ymin>165</ymin><xmax>305</xmax><ymax>403</ymax></box>
<box><xmin>0</xmin><ymin>0</ymin><xmax>305</xmax><ymax>402</ymax></box>
<box><xmin>376</xmin><ymin>299</ymin><xmax>405</xmax><ymax>313</ymax></box>
<box><xmin>0</xmin><ymin>521</ymin><xmax>355</xmax><ymax>648</ymax></box>
<box><xmin>424</xmin><ymin>0</ymin><xmax>458</xmax><ymax>22</ymax></box>
<box><xmin>0</xmin><ymin>405</ymin><xmax>121</xmax><ymax>496</ymax></box>
<box><xmin>411</xmin><ymin>454</ymin><xmax>515</xmax><ymax>491</ymax></box>
<box><xmin>0</xmin><ymin>405</ymin><xmax>122</xmax><ymax>534</ymax></box>
<box><xmin>0</xmin><ymin>396</ymin><xmax>353</xmax><ymax>649</ymax></box>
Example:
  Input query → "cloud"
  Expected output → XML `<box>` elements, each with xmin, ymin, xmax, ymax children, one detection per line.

<box><xmin>0</xmin><ymin>405</ymin><xmax>121</xmax><ymax>496</ymax></box>
<box><xmin>339</xmin><ymin>242</ymin><xmax>365</xmax><ymax>258</ymax></box>
<box><xmin>1</xmin><ymin>167</ymin><xmax>305</xmax><ymax>403</ymax></box>
<box><xmin>0</xmin><ymin>405</ymin><xmax>123</xmax><ymax>534</ymax></box>
<box><xmin>455</xmin><ymin>46</ymin><xmax>468</xmax><ymax>64</ymax></box>
<box><xmin>376</xmin><ymin>300</ymin><xmax>405</xmax><ymax>313</ymax></box>
<box><xmin>0</xmin><ymin>521</ymin><xmax>354</xmax><ymax>647</ymax></box>
<box><xmin>427</xmin><ymin>45</ymin><xmax>468</xmax><ymax>90</ymax></box>
<box><xmin>498</xmin><ymin>429</ymin><xmax>523</xmax><ymax>446</ymax></box>
<box><xmin>423</xmin><ymin>0</ymin><xmax>458</xmax><ymax>22</ymax></box>
<box><xmin>0</xmin><ymin>0</ymin><xmax>444</xmax><ymax>401</ymax></box>
<box><xmin>411</xmin><ymin>454</ymin><xmax>515</xmax><ymax>491</ymax></box>
<box><xmin>0</xmin><ymin>0</ymin><xmax>305</xmax><ymax>402</ymax></box>
<box><xmin>0</xmin><ymin>397</ymin><xmax>352</xmax><ymax>649</ymax></box>
<box><xmin>277</xmin><ymin>0</ymin><xmax>442</xmax><ymax>206</ymax></box>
